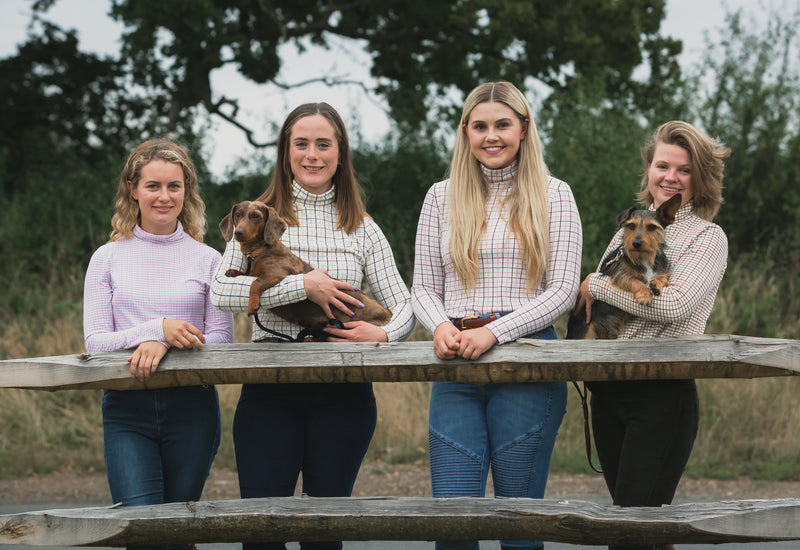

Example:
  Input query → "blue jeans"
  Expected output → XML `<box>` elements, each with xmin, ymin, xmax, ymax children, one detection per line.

<box><xmin>102</xmin><ymin>386</ymin><xmax>221</xmax><ymax>550</ymax></box>
<box><xmin>233</xmin><ymin>382</ymin><xmax>378</xmax><ymax>550</ymax></box>
<box><xmin>429</xmin><ymin>327</ymin><xmax>566</xmax><ymax>550</ymax></box>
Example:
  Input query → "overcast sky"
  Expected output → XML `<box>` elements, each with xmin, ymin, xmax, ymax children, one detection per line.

<box><xmin>0</xmin><ymin>0</ymin><xmax>789</xmax><ymax>178</ymax></box>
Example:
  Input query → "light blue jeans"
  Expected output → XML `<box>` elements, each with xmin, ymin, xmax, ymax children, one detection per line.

<box><xmin>429</xmin><ymin>327</ymin><xmax>566</xmax><ymax>550</ymax></box>
<box><xmin>102</xmin><ymin>386</ymin><xmax>221</xmax><ymax>550</ymax></box>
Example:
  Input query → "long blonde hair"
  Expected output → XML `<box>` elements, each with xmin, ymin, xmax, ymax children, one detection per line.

<box><xmin>638</xmin><ymin>120</ymin><xmax>729</xmax><ymax>222</ymax></box>
<box><xmin>110</xmin><ymin>138</ymin><xmax>206</xmax><ymax>241</ymax></box>
<box><xmin>258</xmin><ymin>102</ymin><xmax>367</xmax><ymax>234</ymax></box>
<box><xmin>447</xmin><ymin>81</ymin><xmax>550</xmax><ymax>291</ymax></box>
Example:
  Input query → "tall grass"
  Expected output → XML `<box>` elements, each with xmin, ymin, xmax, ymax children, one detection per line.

<box><xmin>0</xmin><ymin>255</ymin><xmax>797</xmax><ymax>479</ymax></box>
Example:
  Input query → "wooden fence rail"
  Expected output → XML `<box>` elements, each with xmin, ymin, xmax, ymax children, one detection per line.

<box><xmin>1</xmin><ymin>334</ymin><xmax>798</xmax><ymax>391</ymax></box>
<box><xmin>3</xmin><ymin>496</ymin><xmax>800</xmax><ymax>547</ymax></box>
<box><xmin>1</xmin><ymin>334</ymin><xmax>798</xmax><ymax>547</ymax></box>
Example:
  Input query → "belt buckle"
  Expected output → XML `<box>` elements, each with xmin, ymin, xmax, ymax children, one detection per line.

<box><xmin>456</xmin><ymin>315</ymin><xmax>479</xmax><ymax>330</ymax></box>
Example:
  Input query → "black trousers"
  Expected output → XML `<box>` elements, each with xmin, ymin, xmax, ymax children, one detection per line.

<box><xmin>233</xmin><ymin>382</ymin><xmax>377</xmax><ymax>550</ymax></box>
<box><xmin>587</xmin><ymin>379</ymin><xmax>699</xmax><ymax>550</ymax></box>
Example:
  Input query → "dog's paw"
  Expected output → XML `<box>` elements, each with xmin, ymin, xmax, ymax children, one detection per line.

<box><xmin>226</xmin><ymin>269</ymin><xmax>244</xmax><ymax>277</ymax></box>
<box><xmin>649</xmin><ymin>282</ymin><xmax>664</xmax><ymax>297</ymax></box>
<box><xmin>633</xmin><ymin>288</ymin><xmax>653</xmax><ymax>305</ymax></box>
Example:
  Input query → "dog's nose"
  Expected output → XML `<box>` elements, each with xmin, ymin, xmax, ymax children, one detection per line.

<box><xmin>632</xmin><ymin>239</ymin><xmax>642</xmax><ymax>249</ymax></box>
<box><xmin>234</xmin><ymin>229</ymin><xmax>244</xmax><ymax>240</ymax></box>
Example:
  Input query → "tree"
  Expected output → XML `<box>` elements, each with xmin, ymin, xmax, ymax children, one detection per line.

<box><xmin>45</xmin><ymin>0</ymin><xmax>681</xmax><ymax>141</ymax></box>
<box><xmin>686</xmin><ymin>9</ymin><xmax>800</xmax><ymax>258</ymax></box>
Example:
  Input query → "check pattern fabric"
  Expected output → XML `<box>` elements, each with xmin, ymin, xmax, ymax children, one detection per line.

<box><xmin>211</xmin><ymin>182</ymin><xmax>415</xmax><ymax>342</ymax></box>
<box><xmin>83</xmin><ymin>222</ymin><xmax>234</xmax><ymax>352</ymax></box>
<box><xmin>411</xmin><ymin>163</ymin><xmax>582</xmax><ymax>344</ymax></box>
<box><xmin>588</xmin><ymin>201</ymin><xmax>728</xmax><ymax>338</ymax></box>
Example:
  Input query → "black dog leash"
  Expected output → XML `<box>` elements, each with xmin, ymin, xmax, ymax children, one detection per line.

<box><xmin>253</xmin><ymin>311</ymin><xmax>345</xmax><ymax>342</ymax></box>
<box><xmin>572</xmin><ymin>381</ymin><xmax>603</xmax><ymax>474</ymax></box>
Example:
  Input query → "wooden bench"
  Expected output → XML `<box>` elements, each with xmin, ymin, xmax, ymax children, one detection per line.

<box><xmin>1</xmin><ymin>335</ymin><xmax>798</xmax><ymax>547</ymax></box>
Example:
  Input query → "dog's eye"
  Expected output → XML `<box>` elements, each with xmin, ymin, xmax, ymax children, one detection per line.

<box><xmin>626</xmin><ymin>223</ymin><xmax>636</xmax><ymax>230</ymax></box>
<box><xmin>647</xmin><ymin>224</ymin><xmax>660</xmax><ymax>232</ymax></box>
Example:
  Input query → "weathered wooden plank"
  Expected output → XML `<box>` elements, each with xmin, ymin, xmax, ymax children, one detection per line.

<box><xmin>2</xmin><ymin>497</ymin><xmax>800</xmax><ymax>546</ymax></box>
<box><xmin>0</xmin><ymin>335</ymin><xmax>797</xmax><ymax>391</ymax></box>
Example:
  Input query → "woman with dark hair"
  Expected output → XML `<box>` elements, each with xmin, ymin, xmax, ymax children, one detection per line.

<box><xmin>84</xmin><ymin>137</ymin><xmax>234</xmax><ymax>550</ymax></box>
<box><xmin>578</xmin><ymin>120</ymin><xmax>730</xmax><ymax>550</ymax></box>
<box><xmin>212</xmin><ymin>103</ymin><xmax>415</xmax><ymax>550</ymax></box>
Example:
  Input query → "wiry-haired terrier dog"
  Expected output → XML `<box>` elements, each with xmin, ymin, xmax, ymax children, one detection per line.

<box><xmin>567</xmin><ymin>194</ymin><xmax>682</xmax><ymax>340</ymax></box>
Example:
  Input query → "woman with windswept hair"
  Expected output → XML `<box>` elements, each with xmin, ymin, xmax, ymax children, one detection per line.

<box><xmin>84</xmin><ymin>138</ymin><xmax>234</xmax><ymax>550</ymax></box>
<box><xmin>577</xmin><ymin>121</ymin><xmax>730</xmax><ymax>550</ymax></box>
<box><xmin>412</xmin><ymin>81</ymin><xmax>582</xmax><ymax>550</ymax></box>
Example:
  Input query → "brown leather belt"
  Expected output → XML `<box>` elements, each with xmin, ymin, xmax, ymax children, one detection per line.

<box><xmin>450</xmin><ymin>313</ymin><xmax>506</xmax><ymax>331</ymax></box>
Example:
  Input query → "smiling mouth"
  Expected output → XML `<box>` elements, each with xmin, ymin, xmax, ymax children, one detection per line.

<box><xmin>484</xmin><ymin>147</ymin><xmax>504</xmax><ymax>154</ymax></box>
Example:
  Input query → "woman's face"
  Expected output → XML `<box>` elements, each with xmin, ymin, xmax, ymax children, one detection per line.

<box><xmin>463</xmin><ymin>101</ymin><xmax>528</xmax><ymax>170</ymax></box>
<box><xmin>647</xmin><ymin>142</ymin><xmax>694</xmax><ymax>208</ymax></box>
<box><xmin>131</xmin><ymin>160</ymin><xmax>185</xmax><ymax>235</ymax></box>
<box><xmin>289</xmin><ymin>114</ymin><xmax>340</xmax><ymax>194</ymax></box>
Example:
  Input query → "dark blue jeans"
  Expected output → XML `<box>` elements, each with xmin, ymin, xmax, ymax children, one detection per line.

<box><xmin>102</xmin><ymin>385</ymin><xmax>221</xmax><ymax>550</ymax></box>
<box><xmin>429</xmin><ymin>326</ymin><xmax>565</xmax><ymax>550</ymax></box>
<box><xmin>233</xmin><ymin>382</ymin><xmax>377</xmax><ymax>550</ymax></box>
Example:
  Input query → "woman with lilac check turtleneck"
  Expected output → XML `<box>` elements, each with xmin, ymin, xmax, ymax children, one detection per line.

<box><xmin>83</xmin><ymin>138</ymin><xmax>233</xmax><ymax>550</ymax></box>
<box><xmin>411</xmin><ymin>81</ymin><xmax>582</xmax><ymax>550</ymax></box>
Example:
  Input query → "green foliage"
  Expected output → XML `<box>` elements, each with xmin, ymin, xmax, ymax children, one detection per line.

<box><xmin>538</xmin><ymin>77</ymin><xmax>653</xmax><ymax>270</ymax></box>
<box><xmin>687</xmin><ymin>10</ymin><xmax>800</xmax><ymax>258</ymax></box>
<box><xmin>94</xmin><ymin>0</ymin><xmax>674</xmax><ymax>129</ymax></box>
<box><xmin>355</xmin><ymin>132</ymin><xmax>450</xmax><ymax>281</ymax></box>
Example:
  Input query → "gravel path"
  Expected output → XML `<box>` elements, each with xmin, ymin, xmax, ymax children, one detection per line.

<box><xmin>2</xmin><ymin>462</ymin><xmax>799</xmax><ymax>504</ymax></box>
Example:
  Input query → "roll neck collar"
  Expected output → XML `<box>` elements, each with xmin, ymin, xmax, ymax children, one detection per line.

<box><xmin>480</xmin><ymin>160</ymin><xmax>518</xmax><ymax>186</ymax></box>
<box><xmin>292</xmin><ymin>180</ymin><xmax>336</xmax><ymax>207</ymax></box>
<box><xmin>133</xmin><ymin>221</ymin><xmax>186</xmax><ymax>244</ymax></box>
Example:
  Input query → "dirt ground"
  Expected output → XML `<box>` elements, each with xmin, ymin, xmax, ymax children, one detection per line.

<box><xmin>2</xmin><ymin>462</ymin><xmax>799</xmax><ymax>504</ymax></box>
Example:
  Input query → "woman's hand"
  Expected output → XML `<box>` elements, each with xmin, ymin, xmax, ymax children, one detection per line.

<box><xmin>574</xmin><ymin>275</ymin><xmax>595</xmax><ymax>323</ymax></box>
<box><xmin>303</xmin><ymin>269</ymin><xmax>365</xmax><ymax>319</ymax></box>
<box><xmin>324</xmin><ymin>320</ymin><xmax>388</xmax><ymax>342</ymax></box>
<box><xmin>433</xmin><ymin>322</ymin><xmax>461</xmax><ymax>360</ymax></box>
<box><xmin>456</xmin><ymin>327</ymin><xmax>498</xmax><ymax>360</ymax></box>
<box><xmin>128</xmin><ymin>341</ymin><xmax>168</xmax><ymax>381</ymax></box>
<box><xmin>163</xmin><ymin>318</ymin><xmax>205</xmax><ymax>350</ymax></box>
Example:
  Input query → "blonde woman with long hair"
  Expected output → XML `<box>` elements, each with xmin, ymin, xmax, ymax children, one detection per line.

<box><xmin>412</xmin><ymin>81</ymin><xmax>582</xmax><ymax>550</ymax></box>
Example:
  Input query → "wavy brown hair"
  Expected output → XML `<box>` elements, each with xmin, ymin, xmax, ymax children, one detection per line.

<box><xmin>110</xmin><ymin>138</ymin><xmax>205</xmax><ymax>241</ymax></box>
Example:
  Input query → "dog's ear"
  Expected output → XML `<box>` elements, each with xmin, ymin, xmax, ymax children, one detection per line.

<box><xmin>263</xmin><ymin>206</ymin><xmax>288</xmax><ymax>246</ymax></box>
<box><xmin>616</xmin><ymin>207</ymin><xmax>636</xmax><ymax>227</ymax></box>
<box><xmin>219</xmin><ymin>204</ymin><xmax>239</xmax><ymax>242</ymax></box>
<box><xmin>657</xmin><ymin>194</ymin><xmax>682</xmax><ymax>226</ymax></box>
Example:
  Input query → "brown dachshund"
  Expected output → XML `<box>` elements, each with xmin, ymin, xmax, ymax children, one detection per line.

<box><xmin>219</xmin><ymin>200</ymin><xmax>392</xmax><ymax>330</ymax></box>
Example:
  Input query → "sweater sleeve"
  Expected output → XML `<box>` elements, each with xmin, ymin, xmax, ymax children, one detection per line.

<box><xmin>83</xmin><ymin>247</ymin><xmax>165</xmax><ymax>352</ymax></box>
<box><xmin>490</xmin><ymin>178</ymin><xmax>583</xmax><ymax>342</ymax></box>
<box><xmin>588</xmin><ymin>224</ymin><xmax>728</xmax><ymax>323</ymax></box>
<box><xmin>361</xmin><ymin>219</ymin><xmax>416</xmax><ymax>342</ymax></box>
<box><xmin>203</xmin><ymin>252</ymin><xmax>235</xmax><ymax>344</ymax></box>
<box><xmin>411</xmin><ymin>183</ymin><xmax>452</xmax><ymax>334</ymax></box>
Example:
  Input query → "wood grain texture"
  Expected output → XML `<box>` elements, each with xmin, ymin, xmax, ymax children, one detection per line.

<box><xmin>2</xmin><ymin>497</ymin><xmax>800</xmax><ymax>546</ymax></box>
<box><xmin>1</xmin><ymin>335</ymin><xmax>797</xmax><ymax>391</ymax></box>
